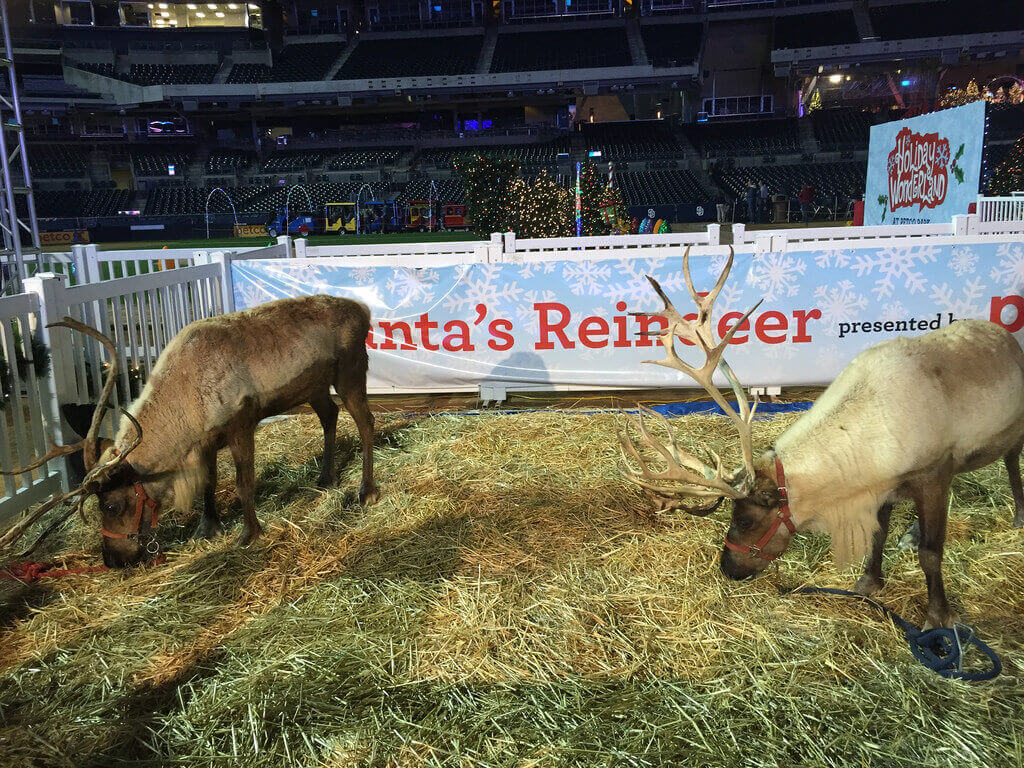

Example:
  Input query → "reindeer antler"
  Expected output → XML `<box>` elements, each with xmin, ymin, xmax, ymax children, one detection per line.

<box><xmin>621</xmin><ymin>247</ymin><xmax>762</xmax><ymax>510</ymax></box>
<box><xmin>0</xmin><ymin>319</ymin><xmax>136</xmax><ymax>555</ymax></box>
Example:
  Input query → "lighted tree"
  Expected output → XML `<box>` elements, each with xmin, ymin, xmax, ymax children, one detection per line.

<box><xmin>1011</xmin><ymin>81</ymin><xmax>1024</xmax><ymax>104</ymax></box>
<box><xmin>939</xmin><ymin>78</ymin><xmax>984</xmax><ymax>108</ymax></box>
<box><xmin>519</xmin><ymin>170</ymin><xmax>573</xmax><ymax>237</ymax></box>
<box><xmin>599</xmin><ymin>182</ymin><xmax>629</xmax><ymax>234</ymax></box>
<box><xmin>987</xmin><ymin>133</ymin><xmax>1024</xmax><ymax>196</ymax></box>
<box><xmin>575</xmin><ymin>160</ymin><xmax>611</xmax><ymax>236</ymax></box>
<box><xmin>806</xmin><ymin>89</ymin><xmax>822</xmax><ymax>114</ymax></box>
<box><xmin>456</xmin><ymin>153</ymin><xmax>522</xmax><ymax>236</ymax></box>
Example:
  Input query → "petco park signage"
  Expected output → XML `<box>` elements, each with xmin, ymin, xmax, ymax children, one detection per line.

<box><xmin>231</xmin><ymin>238</ymin><xmax>1024</xmax><ymax>393</ymax></box>
<box><xmin>865</xmin><ymin>101</ymin><xmax>985</xmax><ymax>226</ymax></box>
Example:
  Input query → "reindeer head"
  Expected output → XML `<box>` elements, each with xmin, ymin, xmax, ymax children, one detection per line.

<box><xmin>620</xmin><ymin>248</ymin><xmax>795</xmax><ymax>579</ymax></box>
<box><xmin>0</xmin><ymin>318</ymin><xmax>149</xmax><ymax>568</ymax></box>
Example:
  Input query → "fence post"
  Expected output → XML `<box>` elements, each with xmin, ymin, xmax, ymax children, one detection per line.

<box><xmin>952</xmin><ymin>214</ymin><xmax>969</xmax><ymax>237</ymax></box>
<box><xmin>81</xmin><ymin>244</ymin><xmax>101</xmax><ymax>284</ymax></box>
<box><xmin>276</xmin><ymin>235</ymin><xmax>293</xmax><ymax>257</ymax></box>
<box><xmin>706</xmin><ymin>223</ymin><xmax>721</xmax><ymax>246</ymax></box>
<box><xmin>503</xmin><ymin>231</ymin><xmax>516</xmax><ymax>258</ymax></box>
<box><xmin>24</xmin><ymin>273</ymin><xmax>75</xmax><ymax>491</ymax></box>
<box><xmin>294</xmin><ymin>237</ymin><xmax>308</xmax><ymax>259</ymax></box>
<box><xmin>209</xmin><ymin>252</ymin><xmax>236</xmax><ymax>313</ymax></box>
<box><xmin>732</xmin><ymin>223</ymin><xmax>746</xmax><ymax>245</ymax></box>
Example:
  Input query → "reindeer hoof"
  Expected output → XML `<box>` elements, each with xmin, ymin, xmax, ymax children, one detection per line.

<box><xmin>853</xmin><ymin>574</ymin><xmax>884</xmax><ymax>597</ymax></box>
<box><xmin>359</xmin><ymin>484</ymin><xmax>380</xmax><ymax>506</ymax></box>
<box><xmin>235</xmin><ymin>523</ymin><xmax>263</xmax><ymax>547</ymax></box>
<box><xmin>193</xmin><ymin>516</ymin><xmax>222</xmax><ymax>540</ymax></box>
<box><xmin>923</xmin><ymin>609</ymin><xmax>960</xmax><ymax>630</ymax></box>
<box><xmin>316</xmin><ymin>473</ymin><xmax>335</xmax><ymax>490</ymax></box>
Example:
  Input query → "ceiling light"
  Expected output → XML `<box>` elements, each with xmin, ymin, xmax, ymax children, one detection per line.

<box><xmin>248</xmin><ymin>4</ymin><xmax>258</xmax><ymax>9</ymax></box>
<box><xmin>147</xmin><ymin>3</ymin><xmax>154</xmax><ymax>7</ymax></box>
<box><xmin>159</xmin><ymin>3</ymin><xmax>167</xmax><ymax>7</ymax></box>
<box><xmin>187</xmin><ymin>3</ymin><xmax>197</xmax><ymax>7</ymax></box>
<box><xmin>208</xmin><ymin>3</ymin><xmax>217</xmax><ymax>8</ymax></box>
<box><xmin>161</xmin><ymin>11</ymin><xmax>170</xmax><ymax>16</ymax></box>
<box><xmin>828</xmin><ymin>73</ymin><xmax>842</xmax><ymax>83</ymax></box>
<box><xmin>228</xmin><ymin>2</ymin><xmax>238</xmax><ymax>7</ymax></box>
<box><xmin>216</xmin><ymin>11</ymin><xmax>224</xmax><ymax>16</ymax></box>
<box><xmin>196</xmin><ymin>11</ymin><xmax>205</xmax><ymax>16</ymax></box>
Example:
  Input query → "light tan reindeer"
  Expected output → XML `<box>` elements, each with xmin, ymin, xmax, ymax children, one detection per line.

<box><xmin>0</xmin><ymin>295</ymin><xmax>378</xmax><ymax>568</ymax></box>
<box><xmin>621</xmin><ymin>248</ymin><xmax>1024</xmax><ymax>628</ymax></box>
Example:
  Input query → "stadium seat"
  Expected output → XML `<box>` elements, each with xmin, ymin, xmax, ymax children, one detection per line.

<box><xmin>336</xmin><ymin>36</ymin><xmax>484</xmax><ymax>79</ymax></box>
<box><xmin>226</xmin><ymin>43</ymin><xmax>340</xmax><ymax>83</ymax></box>
<box><xmin>640</xmin><ymin>23</ymin><xmax>702</xmax><ymax>68</ymax></box>
<box><xmin>491</xmin><ymin>28</ymin><xmax>631</xmax><ymax>72</ymax></box>
<box><xmin>773</xmin><ymin>11</ymin><xmax>860</xmax><ymax>49</ymax></box>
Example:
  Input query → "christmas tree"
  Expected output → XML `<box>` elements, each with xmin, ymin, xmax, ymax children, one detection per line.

<box><xmin>519</xmin><ymin>170</ymin><xmax>573</xmax><ymax>237</ymax></box>
<box><xmin>987</xmin><ymin>132</ymin><xmax>1024</xmax><ymax>196</ymax></box>
<box><xmin>575</xmin><ymin>160</ymin><xmax>610</xmax><ymax>236</ymax></box>
<box><xmin>939</xmin><ymin>78</ymin><xmax>984</xmax><ymax>108</ymax></box>
<box><xmin>456</xmin><ymin>153</ymin><xmax>522</xmax><ymax>236</ymax></box>
<box><xmin>598</xmin><ymin>182</ymin><xmax>628</xmax><ymax>234</ymax></box>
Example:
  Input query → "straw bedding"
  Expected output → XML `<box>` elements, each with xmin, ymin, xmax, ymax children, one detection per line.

<box><xmin>0</xmin><ymin>408</ymin><xmax>1022</xmax><ymax>767</ymax></box>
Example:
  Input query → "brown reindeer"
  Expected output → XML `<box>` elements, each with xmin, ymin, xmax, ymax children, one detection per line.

<box><xmin>0</xmin><ymin>295</ymin><xmax>378</xmax><ymax>567</ymax></box>
<box><xmin>621</xmin><ymin>249</ymin><xmax>1024</xmax><ymax>628</ymax></box>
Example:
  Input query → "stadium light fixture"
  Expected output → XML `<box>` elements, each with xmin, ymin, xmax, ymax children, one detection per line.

<box><xmin>159</xmin><ymin>2</ymin><xmax>167</xmax><ymax>7</ymax></box>
<box><xmin>216</xmin><ymin>11</ymin><xmax>225</xmax><ymax>16</ymax></box>
<box><xmin>828</xmin><ymin>74</ymin><xmax>842</xmax><ymax>84</ymax></box>
<box><xmin>187</xmin><ymin>3</ymin><xmax>196</xmax><ymax>7</ymax></box>
<box><xmin>208</xmin><ymin>3</ymin><xmax>217</xmax><ymax>8</ymax></box>
<box><xmin>228</xmin><ymin>2</ymin><xmax>238</xmax><ymax>7</ymax></box>
<box><xmin>196</xmin><ymin>11</ymin><xmax>205</xmax><ymax>16</ymax></box>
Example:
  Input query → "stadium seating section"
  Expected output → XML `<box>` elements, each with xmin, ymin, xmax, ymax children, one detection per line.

<box><xmin>326</xmin><ymin>148</ymin><xmax>404</xmax><ymax>169</ymax></box>
<box><xmin>773</xmin><ymin>11</ymin><xmax>860</xmax><ymax>49</ymax></box>
<box><xmin>491</xmin><ymin>28</ymin><xmax>631</xmax><ymax>72</ymax></box>
<box><xmin>640</xmin><ymin>23</ymin><xmax>702</xmax><ymax>68</ymax></box>
<box><xmin>714</xmin><ymin>161</ymin><xmax>865</xmax><ymax>202</ymax></box>
<box><xmin>34</xmin><ymin>189</ymin><xmax>130</xmax><ymax>217</ymax></box>
<box><xmin>617</xmin><ymin>169</ymin><xmax>713</xmax><ymax>206</ymax></box>
<box><xmin>131</xmin><ymin>148</ymin><xmax>193</xmax><ymax>177</ymax></box>
<box><xmin>30</xmin><ymin>144</ymin><xmax>88</xmax><ymax>177</ymax></box>
<box><xmin>870</xmin><ymin>0</ymin><xmax>1024</xmax><ymax>40</ymax></box>
<box><xmin>227</xmin><ymin>43</ymin><xmax>340</xmax><ymax>83</ymax></box>
<box><xmin>260</xmin><ymin>151</ymin><xmax>325</xmax><ymax>173</ymax></box>
<box><xmin>336</xmin><ymin>35</ymin><xmax>484</xmax><ymax>79</ymax></box>
<box><xmin>687</xmin><ymin>119</ymin><xmax>801</xmax><ymax>157</ymax></box>
<box><xmin>581</xmin><ymin>122</ymin><xmax>684</xmax><ymax>162</ymax></box>
<box><xmin>206</xmin><ymin>150</ymin><xmax>255</xmax><ymax>175</ymax></box>
<box><xmin>811</xmin><ymin>108</ymin><xmax>872</xmax><ymax>151</ymax></box>
<box><xmin>125</xmin><ymin>64</ymin><xmax>219</xmax><ymax>86</ymax></box>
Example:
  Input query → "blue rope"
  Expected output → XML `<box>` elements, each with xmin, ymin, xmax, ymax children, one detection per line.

<box><xmin>783</xmin><ymin>586</ymin><xmax>1001</xmax><ymax>682</ymax></box>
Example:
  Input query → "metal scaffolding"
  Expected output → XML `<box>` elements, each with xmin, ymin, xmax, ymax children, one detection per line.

<box><xmin>0</xmin><ymin>0</ymin><xmax>40</xmax><ymax>294</ymax></box>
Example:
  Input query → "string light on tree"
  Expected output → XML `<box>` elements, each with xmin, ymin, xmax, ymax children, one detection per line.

<box><xmin>987</xmin><ymin>131</ymin><xmax>1024</xmax><ymax>196</ymax></box>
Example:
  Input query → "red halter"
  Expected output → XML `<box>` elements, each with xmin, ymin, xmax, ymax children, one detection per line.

<box><xmin>99</xmin><ymin>480</ymin><xmax>161</xmax><ymax>553</ymax></box>
<box><xmin>724</xmin><ymin>456</ymin><xmax>796</xmax><ymax>562</ymax></box>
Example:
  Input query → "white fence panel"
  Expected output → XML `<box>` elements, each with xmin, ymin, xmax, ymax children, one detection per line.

<box><xmin>731</xmin><ymin>221</ymin><xmax>954</xmax><ymax>247</ymax></box>
<box><xmin>42</xmin><ymin>263</ymin><xmax>225</xmax><ymax>438</ymax></box>
<box><xmin>0</xmin><ymin>290</ymin><xmax>63</xmax><ymax>524</ymax></box>
<box><xmin>977</xmin><ymin>195</ymin><xmax>1024</xmax><ymax>223</ymax></box>
<box><xmin>507</xmin><ymin>227</ymin><xmax>719</xmax><ymax>259</ymax></box>
<box><xmin>304</xmin><ymin>238</ymin><xmax>486</xmax><ymax>259</ymax></box>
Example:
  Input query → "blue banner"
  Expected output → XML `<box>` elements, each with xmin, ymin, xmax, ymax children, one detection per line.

<box><xmin>232</xmin><ymin>239</ymin><xmax>1024</xmax><ymax>393</ymax></box>
<box><xmin>864</xmin><ymin>101</ymin><xmax>985</xmax><ymax>226</ymax></box>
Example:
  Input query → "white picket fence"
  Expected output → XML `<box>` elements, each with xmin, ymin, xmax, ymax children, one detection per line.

<box><xmin>977</xmin><ymin>194</ymin><xmax>1024</xmax><ymax>224</ymax></box>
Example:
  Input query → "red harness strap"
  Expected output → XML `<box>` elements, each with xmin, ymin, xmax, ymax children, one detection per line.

<box><xmin>724</xmin><ymin>456</ymin><xmax>796</xmax><ymax>562</ymax></box>
<box><xmin>100</xmin><ymin>482</ymin><xmax>160</xmax><ymax>546</ymax></box>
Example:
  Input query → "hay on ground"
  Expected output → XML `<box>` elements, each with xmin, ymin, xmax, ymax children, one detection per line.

<box><xmin>0</xmin><ymin>408</ymin><xmax>1022</xmax><ymax>767</ymax></box>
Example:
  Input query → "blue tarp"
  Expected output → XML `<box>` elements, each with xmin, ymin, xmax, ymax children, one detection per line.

<box><xmin>413</xmin><ymin>400</ymin><xmax>813</xmax><ymax>420</ymax></box>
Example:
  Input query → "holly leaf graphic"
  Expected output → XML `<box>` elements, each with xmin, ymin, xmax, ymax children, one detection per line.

<box><xmin>952</xmin><ymin>165</ymin><xmax>964</xmax><ymax>183</ymax></box>
<box><xmin>954</xmin><ymin>143</ymin><xmax>964</xmax><ymax>161</ymax></box>
<box><xmin>877</xmin><ymin>194</ymin><xmax>887</xmax><ymax>206</ymax></box>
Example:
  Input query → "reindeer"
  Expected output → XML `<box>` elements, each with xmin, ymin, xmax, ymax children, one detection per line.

<box><xmin>620</xmin><ymin>249</ymin><xmax>1024</xmax><ymax>629</ymax></box>
<box><xmin>0</xmin><ymin>295</ymin><xmax>378</xmax><ymax>568</ymax></box>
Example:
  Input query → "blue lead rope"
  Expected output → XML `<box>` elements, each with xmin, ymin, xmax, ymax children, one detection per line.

<box><xmin>783</xmin><ymin>586</ymin><xmax>1002</xmax><ymax>682</ymax></box>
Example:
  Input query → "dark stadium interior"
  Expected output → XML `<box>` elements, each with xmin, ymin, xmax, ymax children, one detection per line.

<box><xmin>3</xmin><ymin>0</ymin><xmax>1022</xmax><ymax>229</ymax></box>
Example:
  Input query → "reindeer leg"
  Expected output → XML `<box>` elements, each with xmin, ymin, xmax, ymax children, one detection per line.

<box><xmin>854</xmin><ymin>502</ymin><xmax>892</xmax><ymax>596</ymax></box>
<box><xmin>229</xmin><ymin>428</ymin><xmax>262</xmax><ymax>546</ymax></box>
<box><xmin>339</xmin><ymin>383</ymin><xmax>378</xmax><ymax>506</ymax></box>
<box><xmin>310</xmin><ymin>391</ymin><xmax>339</xmax><ymax>489</ymax></box>
<box><xmin>1004</xmin><ymin>448</ymin><xmax>1024</xmax><ymax>528</ymax></box>
<box><xmin>193</xmin><ymin>447</ymin><xmax>222</xmax><ymax>540</ymax></box>
<box><xmin>912</xmin><ymin>476</ymin><xmax>957</xmax><ymax>629</ymax></box>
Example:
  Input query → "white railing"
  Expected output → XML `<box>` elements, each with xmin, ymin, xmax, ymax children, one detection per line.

<box><xmin>0</xmin><ymin>289</ymin><xmax>63</xmax><ymax>522</ymax></box>
<box><xmin>977</xmin><ymin>194</ymin><xmax>1024</xmax><ymax>224</ymax></box>
<box><xmin>731</xmin><ymin>220</ymin><xmax>962</xmax><ymax>249</ymax></box>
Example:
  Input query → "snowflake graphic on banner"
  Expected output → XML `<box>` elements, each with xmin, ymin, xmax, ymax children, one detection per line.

<box><xmin>516</xmin><ymin>289</ymin><xmax>558</xmax><ymax>337</ymax></box>
<box><xmin>443</xmin><ymin>264</ymin><xmax>522</xmax><ymax>315</ymax></box>
<box><xmin>562</xmin><ymin>261</ymin><xmax>612</xmax><ymax>296</ymax></box>
<box><xmin>602</xmin><ymin>257</ymin><xmax>671</xmax><ymax>307</ymax></box>
<box><xmin>880</xmin><ymin>301</ymin><xmax>907</xmax><ymax>322</ymax></box>
<box><xmin>989</xmin><ymin>242</ymin><xmax>1024</xmax><ymax>292</ymax></box>
<box><xmin>814</xmin><ymin>280</ymin><xmax>868</xmax><ymax>337</ymax></box>
<box><xmin>930</xmin><ymin>278</ymin><xmax>986</xmax><ymax>317</ymax></box>
<box><xmin>947</xmin><ymin>246</ymin><xmax>978</xmax><ymax>277</ymax></box>
<box><xmin>850</xmin><ymin>245</ymin><xmax>938</xmax><ymax>298</ymax></box>
<box><xmin>518</xmin><ymin>260</ymin><xmax>557</xmax><ymax>280</ymax></box>
<box><xmin>747</xmin><ymin>253</ymin><xmax>806</xmax><ymax>300</ymax></box>
<box><xmin>352</xmin><ymin>266</ymin><xmax>376</xmax><ymax>285</ymax></box>
<box><xmin>384</xmin><ymin>268</ymin><xmax>439</xmax><ymax>309</ymax></box>
<box><xmin>236</xmin><ymin>280</ymin><xmax>276</xmax><ymax>309</ymax></box>
<box><xmin>707</xmin><ymin>251</ymin><xmax>731</xmax><ymax>277</ymax></box>
<box><xmin>814</xmin><ymin>248</ymin><xmax>852</xmax><ymax>269</ymax></box>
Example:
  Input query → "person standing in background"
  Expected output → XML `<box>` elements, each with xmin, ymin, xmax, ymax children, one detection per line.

<box><xmin>745</xmin><ymin>182</ymin><xmax>757</xmax><ymax>224</ymax></box>
<box><xmin>798</xmin><ymin>182</ymin><xmax>815</xmax><ymax>226</ymax></box>
<box><xmin>759</xmin><ymin>181</ymin><xmax>770</xmax><ymax>222</ymax></box>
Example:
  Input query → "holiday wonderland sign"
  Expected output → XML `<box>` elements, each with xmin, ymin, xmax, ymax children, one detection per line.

<box><xmin>864</xmin><ymin>101</ymin><xmax>985</xmax><ymax>226</ymax></box>
<box><xmin>232</xmin><ymin>238</ymin><xmax>1024</xmax><ymax>393</ymax></box>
